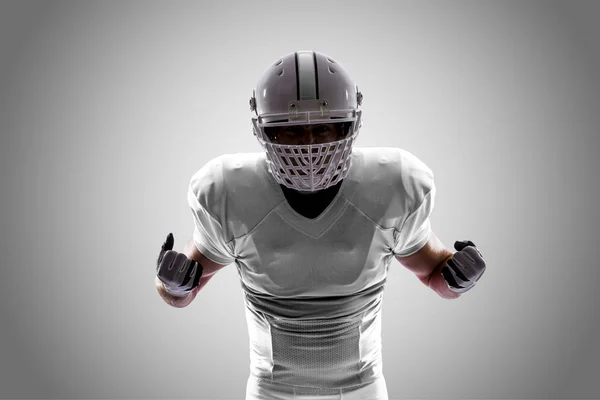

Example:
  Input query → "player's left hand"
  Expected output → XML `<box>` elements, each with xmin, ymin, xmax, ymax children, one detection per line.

<box><xmin>441</xmin><ymin>240</ymin><xmax>486</xmax><ymax>293</ymax></box>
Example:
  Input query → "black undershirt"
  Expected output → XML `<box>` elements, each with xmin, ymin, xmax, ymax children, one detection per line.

<box><xmin>280</xmin><ymin>180</ymin><xmax>343</xmax><ymax>219</ymax></box>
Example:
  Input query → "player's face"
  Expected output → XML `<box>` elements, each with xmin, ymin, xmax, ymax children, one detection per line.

<box><xmin>265</xmin><ymin>122</ymin><xmax>349</xmax><ymax>146</ymax></box>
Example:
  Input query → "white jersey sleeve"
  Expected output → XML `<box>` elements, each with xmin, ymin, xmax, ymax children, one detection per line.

<box><xmin>391</xmin><ymin>150</ymin><xmax>436</xmax><ymax>257</ymax></box>
<box><xmin>187</xmin><ymin>156</ymin><xmax>236</xmax><ymax>265</ymax></box>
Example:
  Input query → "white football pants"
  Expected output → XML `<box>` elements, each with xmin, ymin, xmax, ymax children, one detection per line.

<box><xmin>245</xmin><ymin>373</ymin><xmax>388</xmax><ymax>400</ymax></box>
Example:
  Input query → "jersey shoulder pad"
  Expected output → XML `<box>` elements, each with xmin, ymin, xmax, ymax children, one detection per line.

<box><xmin>190</xmin><ymin>153</ymin><xmax>282</xmax><ymax>238</ymax></box>
<box><xmin>349</xmin><ymin>147</ymin><xmax>434</xmax><ymax>228</ymax></box>
<box><xmin>189</xmin><ymin>154</ymin><xmax>228</xmax><ymax>219</ymax></box>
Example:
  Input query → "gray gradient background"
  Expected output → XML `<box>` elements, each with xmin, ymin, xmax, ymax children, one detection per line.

<box><xmin>0</xmin><ymin>1</ymin><xmax>599</xmax><ymax>399</ymax></box>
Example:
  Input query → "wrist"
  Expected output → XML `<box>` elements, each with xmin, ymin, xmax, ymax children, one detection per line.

<box><xmin>429</xmin><ymin>261</ymin><xmax>462</xmax><ymax>299</ymax></box>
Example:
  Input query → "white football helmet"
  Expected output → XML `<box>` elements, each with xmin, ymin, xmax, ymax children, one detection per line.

<box><xmin>250</xmin><ymin>51</ymin><xmax>363</xmax><ymax>192</ymax></box>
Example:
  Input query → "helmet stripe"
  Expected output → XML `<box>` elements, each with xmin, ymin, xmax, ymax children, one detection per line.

<box><xmin>296</xmin><ymin>51</ymin><xmax>318</xmax><ymax>101</ymax></box>
<box><xmin>313</xmin><ymin>51</ymin><xmax>320</xmax><ymax>100</ymax></box>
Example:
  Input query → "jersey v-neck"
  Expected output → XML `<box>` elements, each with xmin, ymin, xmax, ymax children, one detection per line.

<box><xmin>279</xmin><ymin>181</ymin><xmax>343</xmax><ymax>220</ymax></box>
<box><xmin>256</xmin><ymin>151</ymin><xmax>364</xmax><ymax>238</ymax></box>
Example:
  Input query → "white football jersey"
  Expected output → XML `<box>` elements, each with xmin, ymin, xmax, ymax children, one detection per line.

<box><xmin>187</xmin><ymin>147</ymin><xmax>435</xmax><ymax>393</ymax></box>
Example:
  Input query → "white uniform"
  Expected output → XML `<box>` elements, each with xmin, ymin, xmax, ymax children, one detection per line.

<box><xmin>187</xmin><ymin>147</ymin><xmax>435</xmax><ymax>397</ymax></box>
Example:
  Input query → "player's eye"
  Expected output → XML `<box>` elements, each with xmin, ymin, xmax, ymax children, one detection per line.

<box><xmin>313</xmin><ymin>125</ymin><xmax>331</xmax><ymax>135</ymax></box>
<box><xmin>283</xmin><ymin>127</ymin><xmax>302</xmax><ymax>136</ymax></box>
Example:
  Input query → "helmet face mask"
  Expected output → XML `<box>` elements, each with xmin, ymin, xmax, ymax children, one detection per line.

<box><xmin>250</xmin><ymin>51</ymin><xmax>363</xmax><ymax>192</ymax></box>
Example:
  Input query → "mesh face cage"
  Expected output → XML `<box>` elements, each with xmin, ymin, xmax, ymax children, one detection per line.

<box><xmin>263</xmin><ymin>137</ymin><xmax>355</xmax><ymax>192</ymax></box>
<box><xmin>253</xmin><ymin>110</ymin><xmax>361</xmax><ymax>191</ymax></box>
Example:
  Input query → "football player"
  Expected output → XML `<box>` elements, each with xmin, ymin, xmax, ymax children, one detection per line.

<box><xmin>155</xmin><ymin>51</ymin><xmax>487</xmax><ymax>399</ymax></box>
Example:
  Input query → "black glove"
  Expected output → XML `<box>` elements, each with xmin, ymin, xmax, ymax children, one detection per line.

<box><xmin>441</xmin><ymin>240</ymin><xmax>486</xmax><ymax>293</ymax></box>
<box><xmin>156</xmin><ymin>233</ymin><xmax>203</xmax><ymax>297</ymax></box>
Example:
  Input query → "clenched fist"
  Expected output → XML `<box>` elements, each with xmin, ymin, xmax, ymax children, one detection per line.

<box><xmin>156</xmin><ymin>233</ymin><xmax>203</xmax><ymax>297</ymax></box>
<box><xmin>441</xmin><ymin>240</ymin><xmax>486</xmax><ymax>294</ymax></box>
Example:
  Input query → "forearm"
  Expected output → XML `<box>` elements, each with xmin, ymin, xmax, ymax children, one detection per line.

<box><xmin>427</xmin><ymin>255</ymin><xmax>462</xmax><ymax>300</ymax></box>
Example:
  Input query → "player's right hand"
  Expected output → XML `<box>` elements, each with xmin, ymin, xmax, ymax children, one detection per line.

<box><xmin>156</xmin><ymin>233</ymin><xmax>203</xmax><ymax>297</ymax></box>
